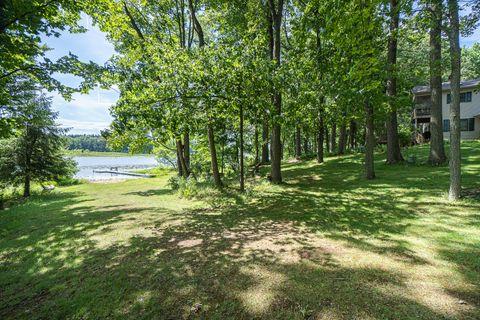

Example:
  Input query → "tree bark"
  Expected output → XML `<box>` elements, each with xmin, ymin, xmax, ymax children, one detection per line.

<box><xmin>183</xmin><ymin>131</ymin><xmax>190</xmax><ymax>169</ymax></box>
<box><xmin>303</xmin><ymin>130</ymin><xmax>309</xmax><ymax>155</ymax></box>
<box><xmin>254</xmin><ymin>123</ymin><xmax>259</xmax><ymax>164</ymax></box>
<box><xmin>365</xmin><ymin>102</ymin><xmax>375</xmax><ymax>180</ymax></box>
<box><xmin>207</xmin><ymin>124</ymin><xmax>223</xmax><ymax>188</ymax></box>
<box><xmin>295</xmin><ymin>125</ymin><xmax>301</xmax><ymax>159</ymax></box>
<box><xmin>261</xmin><ymin>121</ymin><xmax>269</xmax><ymax>163</ymax></box>
<box><xmin>386</xmin><ymin>0</ymin><xmax>404</xmax><ymax>164</ymax></box>
<box><xmin>349</xmin><ymin>120</ymin><xmax>356</xmax><ymax>149</ymax></box>
<box><xmin>266</xmin><ymin>8</ymin><xmax>273</xmax><ymax>166</ymax></box>
<box><xmin>23</xmin><ymin>174</ymin><xmax>30</xmax><ymax>197</ymax></box>
<box><xmin>317</xmin><ymin>111</ymin><xmax>324</xmax><ymax>163</ymax></box>
<box><xmin>330</xmin><ymin>123</ymin><xmax>337</xmax><ymax>154</ymax></box>
<box><xmin>325</xmin><ymin>124</ymin><xmax>329</xmax><ymax>153</ymax></box>
<box><xmin>23</xmin><ymin>143</ymin><xmax>31</xmax><ymax>197</ymax></box>
<box><xmin>239</xmin><ymin>104</ymin><xmax>245</xmax><ymax>192</ymax></box>
<box><xmin>428</xmin><ymin>0</ymin><xmax>447</xmax><ymax>165</ymax></box>
<box><xmin>447</xmin><ymin>0</ymin><xmax>461</xmax><ymax>200</ymax></box>
<box><xmin>338</xmin><ymin>122</ymin><xmax>347</xmax><ymax>155</ymax></box>
<box><xmin>177</xmin><ymin>148</ymin><xmax>183</xmax><ymax>176</ymax></box>
<box><xmin>176</xmin><ymin>139</ymin><xmax>189</xmax><ymax>178</ymax></box>
<box><xmin>268</xmin><ymin>0</ymin><xmax>284</xmax><ymax>184</ymax></box>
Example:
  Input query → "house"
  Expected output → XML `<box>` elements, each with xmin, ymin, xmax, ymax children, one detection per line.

<box><xmin>412</xmin><ymin>79</ymin><xmax>480</xmax><ymax>141</ymax></box>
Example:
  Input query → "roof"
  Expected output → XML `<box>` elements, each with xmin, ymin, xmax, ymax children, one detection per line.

<box><xmin>413</xmin><ymin>79</ymin><xmax>480</xmax><ymax>95</ymax></box>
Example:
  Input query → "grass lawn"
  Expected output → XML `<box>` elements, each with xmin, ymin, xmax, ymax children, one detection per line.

<box><xmin>1</xmin><ymin>142</ymin><xmax>479</xmax><ymax>319</ymax></box>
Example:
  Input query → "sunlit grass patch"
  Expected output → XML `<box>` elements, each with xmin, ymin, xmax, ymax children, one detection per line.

<box><xmin>0</xmin><ymin>142</ymin><xmax>479</xmax><ymax>319</ymax></box>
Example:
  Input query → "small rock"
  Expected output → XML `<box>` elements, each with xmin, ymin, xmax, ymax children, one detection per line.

<box><xmin>191</xmin><ymin>303</ymin><xmax>202</xmax><ymax>314</ymax></box>
<box><xmin>458</xmin><ymin>300</ymin><xmax>467</xmax><ymax>305</ymax></box>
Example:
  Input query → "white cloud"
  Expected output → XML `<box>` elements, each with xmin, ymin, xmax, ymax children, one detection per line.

<box><xmin>48</xmin><ymin>87</ymin><xmax>118</xmax><ymax>134</ymax></box>
<box><xmin>58</xmin><ymin>118</ymin><xmax>111</xmax><ymax>135</ymax></box>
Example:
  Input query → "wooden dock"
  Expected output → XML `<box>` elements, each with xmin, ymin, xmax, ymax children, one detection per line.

<box><xmin>93</xmin><ymin>170</ymin><xmax>154</xmax><ymax>178</ymax></box>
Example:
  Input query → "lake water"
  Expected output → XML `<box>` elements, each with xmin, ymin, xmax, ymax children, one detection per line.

<box><xmin>74</xmin><ymin>156</ymin><xmax>159</xmax><ymax>181</ymax></box>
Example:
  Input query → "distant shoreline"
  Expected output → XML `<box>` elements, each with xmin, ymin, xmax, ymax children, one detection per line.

<box><xmin>65</xmin><ymin>150</ymin><xmax>154</xmax><ymax>157</ymax></box>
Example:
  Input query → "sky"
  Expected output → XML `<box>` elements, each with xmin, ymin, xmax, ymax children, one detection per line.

<box><xmin>43</xmin><ymin>13</ymin><xmax>478</xmax><ymax>135</ymax></box>
<box><xmin>42</xmin><ymin>14</ymin><xmax>117</xmax><ymax>135</ymax></box>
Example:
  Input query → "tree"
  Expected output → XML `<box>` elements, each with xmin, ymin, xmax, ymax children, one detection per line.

<box><xmin>462</xmin><ymin>43</ymin><xmax>480</xmax><ymax>79</ymax></box>
<box><xmin>267</xmin><ymin>0</ymin><xmax>284</xmax><ymax>184</ymax></box>
<box><xmin>0</xmin><ymin>90</ymin><xmax>76</xmax><ymax>197</ymax></box>
<box><xmin>427</xmin><ymin>0</ymin><xmax>447</xmax><ymax>165</ymax></box>
<box><xmin>0</xmin><ymin>1</ymin><xmax>103</xmax><ymax>138</ymax></box>
<box><xmin>385</xmin><ymin>0</ymin><xmax>404</xmax><ymax>164</ymax></box>
<box><xmin>447</xmin><ymin>0</ymin><xmax>461</xmax><ymax>200</ymax></box>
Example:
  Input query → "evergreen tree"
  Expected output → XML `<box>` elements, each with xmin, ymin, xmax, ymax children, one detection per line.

<box><xmin>0</xmin><ymin>91</ymin><xmax>76</xmax><ymax>198</ymax></box>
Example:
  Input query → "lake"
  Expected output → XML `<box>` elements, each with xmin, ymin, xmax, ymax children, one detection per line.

<box><xmin>74</xmin><ymin>156</ymin><xmax>159</xmax><ymax>181</ymax></box>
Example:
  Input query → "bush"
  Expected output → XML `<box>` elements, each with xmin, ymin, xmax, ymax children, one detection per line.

<box><xmin>167</xmin><ymin>176</ymin><xmax>198</xmax><ymax>199</ymax></box>
<box><xmin>167</xmin><ymin>176</ymin><xmax>181</xmax><ymax>190</ymax></box>
<box><xmin>55</xmin><ymin>176</ymin><xmax>81</xmax><ymax>186</ymax></box>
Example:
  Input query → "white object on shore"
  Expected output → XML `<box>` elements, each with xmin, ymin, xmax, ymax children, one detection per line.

<box><xmin>42</xmin><ymin>185</ymin><xmax>55</xmax><ymax>192</ymax></box>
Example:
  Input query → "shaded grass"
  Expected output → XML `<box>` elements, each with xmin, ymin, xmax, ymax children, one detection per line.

<box><xmin>1</xmin><ymin>142</ymin><xmax>479</xmax><ymax>319</ymax></box>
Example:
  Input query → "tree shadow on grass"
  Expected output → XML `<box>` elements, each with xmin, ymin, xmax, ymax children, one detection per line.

<box><xmin>437</xmin><ymin>242</ymin><xmax>480</xmax><ymax>315</ymax></box>
<box><xmin>123</xmin><ymin>189</ymin><xmax>173</xmax><ymax>197</ymax></box>
<box><xmin>0</xmin><ymin>218</ymin><xmax>462</xmax><ymax>319</ymax></box>
<box><xmin>1</xmin><ymin>149</ymin><xmax>480</xmax><ymax>319</ymax></box>
<box><xmin>0</xmin><ymin>190</ymin><xmax>167</xmax><ymax>319</ymax></box>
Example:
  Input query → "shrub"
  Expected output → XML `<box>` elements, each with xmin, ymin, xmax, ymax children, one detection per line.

<box><xmin>167</xmin><ymin>176</ymin><xmax>198</xmax><ymax>199</ymax></box>
<box><xmin>167</xmin><ymin>176</ymin><xmax>181</xmax><ymax>190</ymax></box>
<box><xmin>55</xmin><ymin>176</ymin><xmax>81</xmax><ymax>186</ymax></box>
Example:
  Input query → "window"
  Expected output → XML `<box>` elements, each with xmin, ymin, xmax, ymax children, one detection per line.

<box><xmin>447</xmin><ymin>91</ymin><xmax>473</xmax><ymax>104</ymax></box>
<box><xmin>444</xmin><ymin>118</ymin><xmax>475</xmax><ymax>132</ymax></box>
<box><xmin>459</xmin><ymin>118</ymin><xmax>475</xmax><ymax>132</ymax></box>
<box><xmin>443</xmin><ymin>119</ymin><xmax>450</xmax><ymax>132</ymax></box>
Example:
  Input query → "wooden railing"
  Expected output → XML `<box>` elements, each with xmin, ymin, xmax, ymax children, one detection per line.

<box><xmin>414</xmin><ymin>108</ymin><xmax>431</xmax><ymax>117</ymax></box>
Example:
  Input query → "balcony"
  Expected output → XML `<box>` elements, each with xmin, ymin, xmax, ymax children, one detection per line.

<box><xmin>414</xmin><ymin>107</ymin><xmax>431</xmax><ymax>118</ymax></box>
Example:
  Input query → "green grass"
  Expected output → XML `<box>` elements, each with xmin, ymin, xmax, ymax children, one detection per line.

<box><xmin>65</xmin><ymin>150</ymin><xmax>153</xmax><ymax>157</ymax></box>
<box><xmin>1</xmin><ymin>142</ymin><xmax>479</xmax><ymax>319</ymax></box>
<box><xmin>133</xmin><ymin>166</ymin><xmax>175</xmax><ymax>176</ymax></box>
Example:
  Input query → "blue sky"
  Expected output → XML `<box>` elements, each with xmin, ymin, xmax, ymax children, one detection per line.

<box><xmin>43</xmin><ymin>13</ymin><xmax>478</xmax><ymax>135</ymax></box>
<box><xmin>42</xmin><ymin>14</ymin><xmax>117</xmax><ymax>135</ymax></box>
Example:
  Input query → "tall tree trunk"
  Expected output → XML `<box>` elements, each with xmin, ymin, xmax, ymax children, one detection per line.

<box><xmin>447</xmin><ymin>0</ymin><xmax>461</xmax><ymax>200</ymax></box>
<box><xmin>325</xmin><ymin>124</ymin><xmax>329</xmax><ymax>154</ymax></box>
<box><xmin>268</xmin><ymin>0</ymin><xmax>284</xmax><ymax>184</ymax></box>
<box><xmin>349</xmin><ymin>120</ymin><xmax>356</xmax><ymax>149</ymax></box>
<box><xmin>254</xmin><ymin>123</ymin><xmax>259</xmax><ymax>164</ymax></box>
<box><xmin>303</xmin><ymin>130</ymin><xmax>309</xmax><ymax>155</ymax></box>
<box><xmin>23</xmin><ymin>174</ymin><xmax>30</xmax><ymax>197</ymax></box>
<box><xmin>330</xmin><ymin>123</ymin><xmax>337</xmax><ymax>154</ymax></box>
<box><xmin>177</xmin><ymin>149</ymin><xmax>183</xmax><ymax>176</ymax></box>
<box><xmin>386</xmin><ymin>0</ymin><xmax>404</xmax><ymax>164</ymax></box>
<box><xmin>23</xmin><ymin>146</ymin><xmax>31</xmax><ymax>197</ymax></box>
<box><xmin>365</xmin><ymin>102</ymin><xmax>375</xmax><ymax>180</ymax></box>
<box><xmin>183</xmin><ymin>131</ymin><xmax>190</xmax><ymax>169</ymax></box>
<box><xmin>239</xmin><ymin>104</ymin><xmax>245</xmax><ymax>192</ymax></box>
<box><xmin>317</xmin><ymin>111</ymin><xmax>324</xmax><ymax>163</ymax></box>
<box><xmin>188</xmin><ymin>0</ymin><xmax>221</xmax><ymax>186</ymax></box>
<box><xmin>295</xmin><ymin>125</ymin><xmax>301</xmax><ymax>159</ymax></box>
<box><xmin>207</xmin><ymin>124</ymin><xmax>223</xmax><ymax>188</ymax></box>
<box><xmin>261</xmin><ymin>3</ymin><xmax>272</xmax><ymax>166</ymax></box>
<box><xmin>338</xmin><ymin>122</ymin><xmax>347</xmax><ymax>155</ymax></box>
<box><xmin>176</xmin><ymin>139</ymin><xmax>189</xmax><ymax>178</ymax></box>
<box><xmin>261</xmin><ymin>121</ymin><xmax>269</xmax><ymax>163</ymax></box>
<box><xmin>428</xmin><ymin>0</ymin><xmax>447</xmax><ymax>165</ymax></box>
